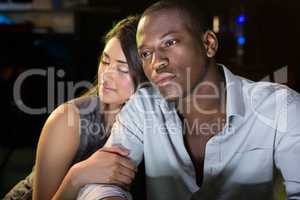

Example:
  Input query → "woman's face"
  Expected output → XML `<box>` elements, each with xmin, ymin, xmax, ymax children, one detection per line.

<box><xmin>98</xmin><ymin>37</ymin><xmax>135</xmax><ymax>106</ymax></box>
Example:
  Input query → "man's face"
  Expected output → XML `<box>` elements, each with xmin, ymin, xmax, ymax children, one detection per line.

<box><xmin>137</xmin><ymin>9</ymin><xmax>209</xmax><ymax>101</ymax></box>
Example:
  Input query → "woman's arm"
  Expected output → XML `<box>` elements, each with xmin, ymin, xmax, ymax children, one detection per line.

<box><xmin>76</xmin><ymin>89</ymin><xmax>147</xmax><ymax>200</ymax></box>
<box><xmin>53</xmin><ymin>146</ymin><xmax>136</xmax><ymax>200</ymax></box>
<box><xmin>33</xmin><ymin>103</ymin><xmax>137</xmax><ymax>200</ymax></box>
<box><xmin>33</xmin><ymin>103</ymin><xmax>81</xmax><ymax>200</ymax></box>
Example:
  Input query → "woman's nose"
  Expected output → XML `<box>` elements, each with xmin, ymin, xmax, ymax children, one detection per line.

<box><xmin>102</xmin><ymin>65</ymin><xmax>117</xmax><ymax>81</ymax></box>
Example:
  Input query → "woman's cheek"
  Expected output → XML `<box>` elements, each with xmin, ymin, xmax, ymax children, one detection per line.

<box><xmin>98</xmin><ymin>69</ymin><xmax>104</xmax><ymax>83</ymax></box>
<box><xmin>120</xmin><ymin>77</ymin><xmax>134</xmax><ymax>95</ymax></box>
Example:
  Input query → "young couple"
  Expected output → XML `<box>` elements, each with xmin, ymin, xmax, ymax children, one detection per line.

<box><xmin>6</xmin><ymin>1</ymin><xmax>300</xmax><ymax>200</ymax></box>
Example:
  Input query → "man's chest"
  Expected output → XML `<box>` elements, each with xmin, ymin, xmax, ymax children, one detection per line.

<box><xmin>182</xmin><ymin>114</ymin><xmax>226</xmax><ymax>185</ymax></box>
<box><xmin>144</xmin><ymin>111</ymin><xmax>275</xmax><ymax>192</ymax></box>
<box><xmin>182</xmin><ymin>114</ymin><xmax>226</xmax><ymax>159</ymax></box>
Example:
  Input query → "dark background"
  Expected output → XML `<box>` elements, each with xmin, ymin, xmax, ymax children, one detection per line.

<box><xmin>0</xmin><ymin>0</ymin><xmax>299</xmax><ymax>196</ymax></box>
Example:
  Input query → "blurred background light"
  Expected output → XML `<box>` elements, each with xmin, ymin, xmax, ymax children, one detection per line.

<box><xmin>0</xmin><ymin>15</ymin><xmax>15</xmax><ymax>25</ymax></box>
<box><xmin>213</xmin><ymin>16</ymin><xmax>220</xmax><ymax>33</ymax></box>
<box><xmin>237</xmin><ymin>35</ymin><xmax>246</xmax><ymax>45</ymax></box>
<box><xmin>236</xmin><ymin>14</ymin><xmax>246</xmax><ymax>25</ymax></box>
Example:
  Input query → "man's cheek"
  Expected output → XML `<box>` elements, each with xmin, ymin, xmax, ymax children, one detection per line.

<box><xmin>143</xmin><ymin>68</ymin><xmax>152</xmax><ymax>81</ymax></box>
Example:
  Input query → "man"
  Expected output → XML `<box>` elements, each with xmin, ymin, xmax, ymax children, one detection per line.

<box><xmin>78</xmin><ymin>1</ymin><xmax>300</xmax><ymax>199</ymax></box>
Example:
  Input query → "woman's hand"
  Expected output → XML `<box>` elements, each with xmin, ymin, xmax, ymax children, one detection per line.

<box><xmin>70</xmin><ymin>146</ymin><xmax>137</xmax><ymax>189</ymax></box>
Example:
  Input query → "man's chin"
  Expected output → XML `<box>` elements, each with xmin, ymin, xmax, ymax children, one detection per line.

<box><xmin>159</xmin><ymin>90</ymin><xmax>182</xmax><ymax>102</ymax></box>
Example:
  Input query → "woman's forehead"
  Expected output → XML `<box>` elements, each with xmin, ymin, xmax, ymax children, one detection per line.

<box><xmin>103</xmin><ymin>37</ymin><xmax>126</xmax><ymax>61</ymax></box>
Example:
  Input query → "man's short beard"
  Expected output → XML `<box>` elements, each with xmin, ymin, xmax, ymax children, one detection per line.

<box><xmin>184</xmin><ymin>63</ymin><xmax>209</xmax><ymax>99</ymax></box>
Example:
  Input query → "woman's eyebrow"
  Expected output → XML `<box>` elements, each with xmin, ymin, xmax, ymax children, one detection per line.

<box><xmin>116</xmin><ymin>59</ymin><xmax>127</xmax><ymax>64</ymax></box>
<box><xmin>102</xmin><ymin>52</ymin><xmax>127</xmax><ymax>64</ymax></box>
<box><xmin>99</xmin><ymin>52</ymin><xmax>108</xmax><ymax>61</ymax></box>
<box><xmin>102</xmin><ymin>52</ymin><xmax>109</xmax><ymax>58</ymax></box>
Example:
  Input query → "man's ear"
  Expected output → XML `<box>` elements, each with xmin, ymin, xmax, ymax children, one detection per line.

<box><xmin>202</xmin><ymin>30</ymin><xmax>218</xmax><ymax>58</ymax></box>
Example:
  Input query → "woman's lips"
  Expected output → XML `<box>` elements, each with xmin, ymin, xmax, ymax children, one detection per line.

<box><xmin>154</xmin><ymin>73</ymin><xmax>176</xmax><ymax>87</ymax></box>
<box><xmin>101</xmin><ymin>83</ymin><xmax>116</xmax><ymax>92</ymax></box>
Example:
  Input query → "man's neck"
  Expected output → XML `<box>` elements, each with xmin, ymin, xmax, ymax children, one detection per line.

<box><xmin>178</xmin><ymin>64</ymin><xmax>226</xmax><ymax>120</ymax></box>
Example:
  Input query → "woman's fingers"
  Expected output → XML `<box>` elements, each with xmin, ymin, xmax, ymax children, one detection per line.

<box><xmin>86</xmin><ymin>147</ymin><xmax>137</xmax><ymax>186</ymax></box>
<box><xmin>115</xmin><ymin>155</ymin><xmax>137</xmax><ymax>172</ymax></box>
<box><xmin>110</xmin><ymin>168</ymin><xmax>134</xmax><ymax>187</ymax></box>
<box><xmin>100</xmin><ymin>148</ymin><xmax>137</xmax><ymax>172</ymax></box>
<box><xmin>100</xmin><ymin>146</ymin><xmax>129</xmax><ymax>157</ymax></box>
<box><xmin>117</xmin><ymin>165</ymin><xmax>135</xmax><ymax>180</ymax></box>
<box><xmin>74</xmin><ymin>146</ymin><xmax>138</xmax><ymax>186</ymax></box>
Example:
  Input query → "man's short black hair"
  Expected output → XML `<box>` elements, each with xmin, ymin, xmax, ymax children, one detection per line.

<box><xmin>141</xmin><ymin>0</ymin><xmax>209</xmax><ymax>40</ymax></box>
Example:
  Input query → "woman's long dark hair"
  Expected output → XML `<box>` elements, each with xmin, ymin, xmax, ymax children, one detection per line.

<box><xmin>83</xmin><ymin>16</ymin><xmax>148</xmax><ymax>97</ymax></box>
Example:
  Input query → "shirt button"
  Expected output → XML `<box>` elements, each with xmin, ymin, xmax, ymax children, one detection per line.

<box><xmin>210</xmin><ymin>167</ymin><xmax>215</xmax><ymax>175</ymax></box>
<box><xmin>210</xmin><ymin>138</ymin><xmax>218</xmax><ymax>144</ymax></box>
<box><xmin>210</xmin><ymin>167</ymin><xmax>218</xmax><ymax>176</ymax></box>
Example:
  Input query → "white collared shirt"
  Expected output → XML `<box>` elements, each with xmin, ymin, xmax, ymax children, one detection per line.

<box><xmin>78</xmin><ymin>65</ymin><xmax>300</xmax><ymax>200</ymax></box>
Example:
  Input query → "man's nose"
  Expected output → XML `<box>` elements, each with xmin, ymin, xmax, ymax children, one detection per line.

<box><xmin>152</xmin><ymin>51</ymin><xmax>169</xmax><ymax>72</ymax></box>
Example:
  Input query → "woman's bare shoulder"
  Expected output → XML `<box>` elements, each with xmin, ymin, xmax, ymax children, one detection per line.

<box><xmin>37</xmin><ymin>99</ymin><xmax>82</xmax><ymax>153</ymax></box>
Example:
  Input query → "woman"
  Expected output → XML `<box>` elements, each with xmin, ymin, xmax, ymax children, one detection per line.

<box><xmin>4</xmin><ymin>16</ymin><xmax>147</xmax><ymax>200</ymax></box>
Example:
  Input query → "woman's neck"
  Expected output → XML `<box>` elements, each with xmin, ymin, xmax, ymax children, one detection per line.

<box><xmin>101</xmin><ymin>102</ymin><xmax>122</xmax><ymax>113</ymax></box>
<box><xmin>100</xmin><ymin>100</ymin><xmax>122</xmax><ymax>136</ymax></box>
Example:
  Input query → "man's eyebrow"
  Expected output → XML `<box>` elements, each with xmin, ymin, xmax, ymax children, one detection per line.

<box><xmin>138</xmin><ymin>44</ymin><xmax>145</xmax><ymax>51</ymax></box>
<box><xmin>160</xmin><ymin>30</ymin><xmax>178</xmax><ymax>39</ymax></box>
<box><xmin>138</xmin><ymin>30</ymin><xmax>179</xmax><ymax>50</ymax></box>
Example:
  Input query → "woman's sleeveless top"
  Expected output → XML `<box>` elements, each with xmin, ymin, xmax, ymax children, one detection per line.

<box><xmin>70</xmin><ymin>96</ymin><xmax>108</xmax><ymax>164</ymax></box>
<box><xmin>3</xmin><ymin>96</ymin><xmax>109</xmax><ymax>199</ymax></box>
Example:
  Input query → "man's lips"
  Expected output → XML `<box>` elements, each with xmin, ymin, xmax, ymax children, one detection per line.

<box><xmin>153</xmin><ymin>73</ymin><xmax>176</xmax><ymax>86</ymax></box>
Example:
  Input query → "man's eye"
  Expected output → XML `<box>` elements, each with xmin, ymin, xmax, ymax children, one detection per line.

<box><xmin>140</xmin><ymin>51</ymin><xmax>152</xmax><ymax>59</ymax></box>
<box><xmin>165</xmin><ymin>39</ymin><xmax>177</xmax><ymax>47</ymax></box>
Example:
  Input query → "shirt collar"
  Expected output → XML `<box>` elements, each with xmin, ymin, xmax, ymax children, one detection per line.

<box><xmin>220</xmin><ymin>64</ymin><xmax>245</xmax><ymax>120</ymax></box>
<box><xmin>153</xmin><ymin>64</ymin><xmax>246</xmax><ymax>121</ymax></box>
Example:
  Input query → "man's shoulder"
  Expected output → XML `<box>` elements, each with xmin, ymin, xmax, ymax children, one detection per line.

<box><xmin>242</xmin><ymin>80</ymin><xmax>299</xmax><ymax>103</ymax></box>
<box><xmin>241</xmin><ymin>79</ymin><xmax>300</xmax><ymax>117</ymax></box>
<box><xmin>120</xmin><ymin>86</ymin><xmax>163</xmax><ymax>116</ymax></box>
<box><xmin>135</xmin><ymin>85</ymin><xmax>161</xmax><ymax>98</ymax></box>
<box><xmin>116</xmin><ymin>86</ymin><xmax>165</xmax><ymax>131</ymax></box>
<box><xmin>128</xmin><ymin>86</ymin><xmax>161</xmax><ymax>107</ymax></box>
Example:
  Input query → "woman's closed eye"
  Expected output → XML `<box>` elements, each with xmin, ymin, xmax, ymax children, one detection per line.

<box><xmin>117</xmin><ymin>65</ymin><xmax>129</xmax><ymax>73</ymax></box>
